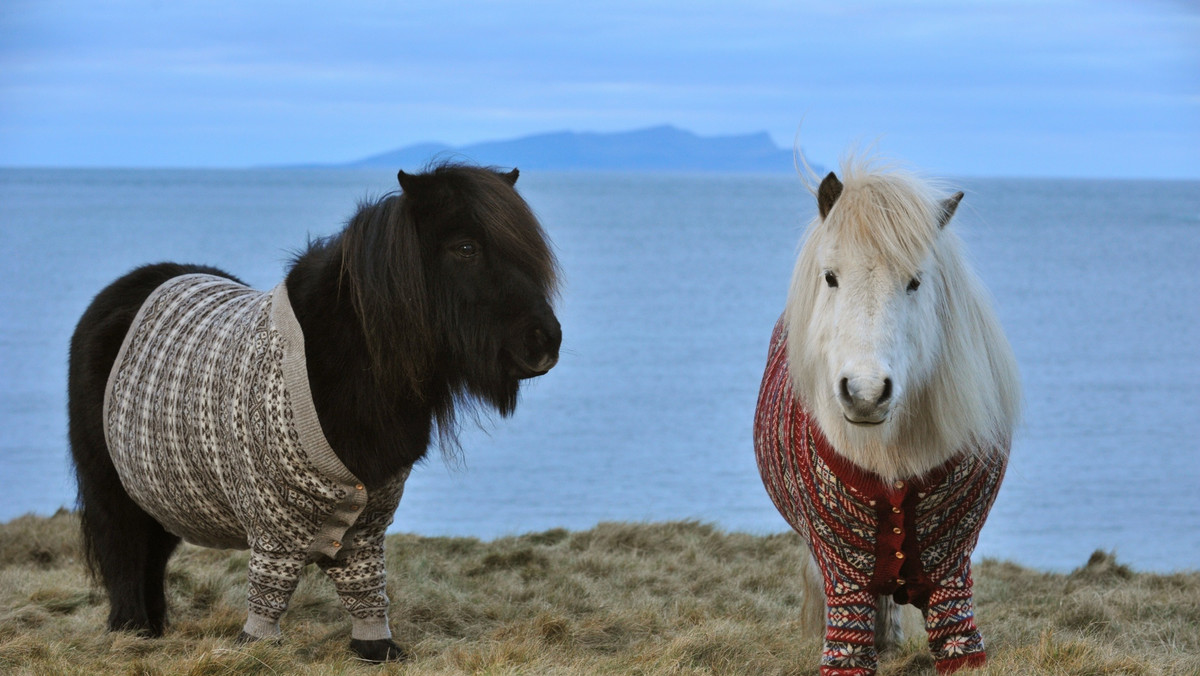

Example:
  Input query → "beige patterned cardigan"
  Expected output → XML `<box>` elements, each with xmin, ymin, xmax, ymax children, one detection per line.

<box><xmin>104</xmin><ymin>273</ymin><xmax>408</xmax><ymax>640</ymax></box>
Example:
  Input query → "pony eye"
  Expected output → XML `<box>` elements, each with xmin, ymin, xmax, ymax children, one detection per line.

<box><xmin>907</xmin><ymin>277</ymin><xmax>921</xmax><ymax>293</ymax></box>
<box><xmin>824</xmin><ymin>271</ymin><xmax>839</xmax><ymax>288</ymax></box>
<box><xmin>452</xmin><ymin>241</ymin><xmax>479</xmax><ymax>258</ymax></box>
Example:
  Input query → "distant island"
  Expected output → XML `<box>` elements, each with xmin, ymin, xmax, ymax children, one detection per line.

<box><xmin>335</xmin><ymin>125</ymin><xmax>818</xmax><ymax>174</ymax></box>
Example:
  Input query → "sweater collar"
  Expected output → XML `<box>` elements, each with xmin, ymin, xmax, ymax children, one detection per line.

<box><xmin>800</xmin><ymin>408</ymin><xmax>958</xmax><ymax>502</ymax></box>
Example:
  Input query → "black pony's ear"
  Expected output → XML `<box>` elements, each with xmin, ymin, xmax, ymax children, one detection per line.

<box><xmin>502</xmin><ymin>168</ymin><xmax>519</xmax><ymax>186</ymax></box>
<box><xmin>818</xmin><ymin>172</ymin><xmax>843</xmax><ymax>219</ymax></box>
<box><xmin>397</xmin><ymin>170</ymin><xmax>420</xmax><ymax>194</ymax></box>
<box><xmin>938</xmin><ymin>191</ymin><xmax>965</xmax><ymax>229</ymax></box>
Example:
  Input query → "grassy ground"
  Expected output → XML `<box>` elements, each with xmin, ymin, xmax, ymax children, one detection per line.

<box><xmin>1</xmin><ymin>510</ymin><xmax>1197</xmax><ymax>675</ymax></box>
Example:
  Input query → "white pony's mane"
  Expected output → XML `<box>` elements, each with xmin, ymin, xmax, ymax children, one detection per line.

<box><xmin>784</xmin><ymin>154</ymin><xmax>1021</xmax><ymax>479</ymax></box>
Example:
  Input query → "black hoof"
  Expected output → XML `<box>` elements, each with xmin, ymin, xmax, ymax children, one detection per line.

<box><xmin>349</xmin><ymin>638</ymin><xmax>408</xmax><ymax>663</ymax></box>
<box><xmin>108</xmin><ymin>616</ymin><xmax>164</xmax><ymax>638</ymax></box>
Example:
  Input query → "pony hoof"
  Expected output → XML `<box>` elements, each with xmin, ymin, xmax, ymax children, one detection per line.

<box><xmin>108</xmin><ymin>617</ymin><xmax>164</xmax><ymax>639</ymax></box>
<box><xmin>349</xmin><ymin>638</ymin><xmax>408</xmax><ymax>663</ymax></box>
<box><xmin>236</xmin><ymin>631</ymin><xmax>283</xmax><ymax>646</ymax></box>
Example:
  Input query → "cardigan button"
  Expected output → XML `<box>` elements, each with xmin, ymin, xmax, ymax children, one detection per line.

<box><xmin>332</xmin><ymin>540</ymin><xmax>341</xmax><ymax>548</ymax></box>
<box><xmin>896</xmin><ymin>578</ymin><xmax>906</xmax><ymax>585</ymax></box>
<box><xmin>894</xmin><ymin>480</ymin><xmax>905</xmax><ymax>489</ymax></box>
<box><xmin>355</xmin><ymin>484</ymin><xmax>364</xmax><ymax>491</ymax></box>
<box><xmin>892</xmin><ymin>506</ymin><xmax>902</xmax><ymax>514</ymax></box>
<box><xmin>895</xmin><ymin>551</ymin><xmax>905</xmax><ymax>559</ymax></box>
<box><xmin>892</xmin><ymin>527</ymin><xmax>902</xmax><ymax>535</ymax></box>
<box><xmin>869</xmin><ymin>500</ymin><xmax>877</xmax><ymax>506</ymax></box>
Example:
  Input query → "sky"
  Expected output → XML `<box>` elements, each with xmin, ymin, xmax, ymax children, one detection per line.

<box><xmin>1</xmin><ymin>0</ymin><xmax>1197</xmax><ymax>178</ymax></box>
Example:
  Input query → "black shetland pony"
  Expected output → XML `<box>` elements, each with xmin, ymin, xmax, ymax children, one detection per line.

<box><xmin>68</xmin><ymin>164</ymin><xmax>561</xmax><ymax>662</ymax></box>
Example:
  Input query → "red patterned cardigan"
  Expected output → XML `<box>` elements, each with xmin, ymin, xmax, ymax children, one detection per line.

<box><xmin>754</xmin><ymin>320</ymin><xmax>1006</xmax><ymax>676</ymax></box>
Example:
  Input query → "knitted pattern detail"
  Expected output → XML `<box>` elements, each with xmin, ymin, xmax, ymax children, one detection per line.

<box><xmin>754</xmin><ymin>319</ymin><xmax>1005</xmax><ymax>675</ymax></box>
<box><xmin>103</xmin><ymin>273</ymin><xmax>408</xmax><ymax>640</ymax></box>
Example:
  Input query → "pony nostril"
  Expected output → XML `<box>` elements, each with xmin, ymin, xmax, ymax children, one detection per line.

<box><xmin>519</xmin><ymin>324</ymin><xmax>560</xmax><ymax>375</ymax></box>
<box><xmin>839</xmin><ymin>374</ymin><xmax>891</xmax><ymax>411</ymax></box>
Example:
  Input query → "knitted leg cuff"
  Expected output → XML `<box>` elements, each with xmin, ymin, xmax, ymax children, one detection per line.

<box><xmin>350</xmin><ymin>615</ymin><xmax>393</xmax><ymax>641</ymax></box>
<box><xmin>935</xmin><ymin>652</ymin><xmax>986</xmax><ymax>674</ymax></box>
<box><xmin>242</xmin><ymin>612</ymin><xmax>282</xmax><ymax>639</ymax></box>
<box><xmin>820</xmin><ymin>640</ymin><xmax>878</xmax><ymax>675</ymax></box>
<box><xmin>820</xmin><ymin>668</ymin><xmax>876</xmax><ymax>676</ymax></box>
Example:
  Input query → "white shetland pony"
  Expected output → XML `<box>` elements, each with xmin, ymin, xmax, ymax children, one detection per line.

<box><xmin>754</xmin><ymin>154</ymin><xmax>1020</xmax><ymax>675</ymax></box>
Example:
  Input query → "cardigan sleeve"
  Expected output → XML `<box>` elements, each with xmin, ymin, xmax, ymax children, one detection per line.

<box><xmin>316</xmin><ymin>471</ymin><xmax>408</xmax><ymax>641</ymax></box>
<box><xmin>319</xmin><ymin>525</ymin><xmax>392</xmax><ymax>640</ymax></box>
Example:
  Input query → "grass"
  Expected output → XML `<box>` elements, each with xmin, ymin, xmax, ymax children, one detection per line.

<box><xmin>1</xmin><ymin>510</ymin><xmax>1197</xmax><ymax>675</ymax></box>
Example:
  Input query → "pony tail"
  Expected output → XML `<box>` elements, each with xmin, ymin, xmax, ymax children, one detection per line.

<box><xmin>340</xmin><ymin>195</ymin><xmax>435</xmax><ymax>399</ymax></box>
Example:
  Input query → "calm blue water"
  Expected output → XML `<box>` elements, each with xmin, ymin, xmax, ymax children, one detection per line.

<box><xmin>1</xmin><ymin>169</ymin><xmax>1197</xmax><ymax>572</ymax></box>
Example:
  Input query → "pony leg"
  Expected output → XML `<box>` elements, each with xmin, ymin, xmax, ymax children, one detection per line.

<box><xmin>797</xmin><ymin>549</ymin><xmax>827</xmax><ymax>635</ymax></box>
<box><xmin>84</xmin><ymin>491</ymin><xmax>178</xmax><ymax>634</ymax></box>
<box><xmin>242</xmin><ymin>550</ymin><xmax>307</xmax><ymax>640</ymax></box>
<box><xmin>317</xmin><ymin>531</ymin><xmax>405</xmax><ymax>662</ymax></box>
<box><xmin>822</xmin><ymin>591</ymin><xmax>879</xmax><ymax>675</ymax></box>
<box><xmin>143</xmin><ymin>527</ymin><xmax>181</xmax><ymax>632</ymax></box>
<box><xmin>874</xmin><ymin>594</ymin><xmax>905</xmax><ymax>653</ymax></box>
<box><xmin>923</xmin><ymin>590</ymin><xmax>986</xmax><ymax>674</ymax></box>
<box><xmin>73</xmin><ymin>433</ymin><xmax>179</xmax><ymax>636</ymax></box>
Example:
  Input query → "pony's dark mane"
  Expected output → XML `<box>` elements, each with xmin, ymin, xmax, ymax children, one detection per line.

<box><xmin>339</xmin><ymin>193</ymin><xmax>430</xmax><ymax>397</ymax></box>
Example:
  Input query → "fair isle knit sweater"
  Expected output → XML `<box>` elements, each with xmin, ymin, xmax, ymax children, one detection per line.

<box><xmin>754</xmin><ymin>319</ymin><xmax>1006</xmax><ymax>676</ymax></box>
<box><xmin>103</xmin><ymin>273</ymin><xmax>409</xmax><ymax>641</ymax></box>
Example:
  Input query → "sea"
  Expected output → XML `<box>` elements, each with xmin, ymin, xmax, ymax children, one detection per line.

<box><xmin>1</xmin><ymin>168</ymin><xmax>1197</xmax><ymax>573</ymax></box>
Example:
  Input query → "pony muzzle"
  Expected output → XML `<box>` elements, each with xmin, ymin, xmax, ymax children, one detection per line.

<box><xmin>507</xmin><ymin>320</ymin><xmax>562</xmax><ymax>379</ymax></box>
<box><xmin>837</xmin><ymin>372</ymin><xmax>894</xmax><ymax>426</ymax></box>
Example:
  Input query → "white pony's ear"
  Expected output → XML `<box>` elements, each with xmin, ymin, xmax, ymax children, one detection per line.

<box><xmin>818</xmin><ymin>172</ymin><xmax>843</xmax><ymax>219</ymax></box>
<box><xmin>938</xmin><ymin>191</ymin><xmax>965</xmax><ymax>229</ymax></box>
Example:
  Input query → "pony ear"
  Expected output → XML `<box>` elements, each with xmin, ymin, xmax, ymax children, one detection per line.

<box><xmin>502</xmin><ymin>168</ymin><xmax>519</xmax><ymax>186</ymax></box>
<box><xmin>397</xmin><ymin>170</ymin><xmax>420</xmax><ymax>194</ymax></box>
<box><xmin>818</xmin><ymin>172</ymin><xmax>843</xmax><ymax>219</ymax></box>
<box><xmin>938</xmin><ymin>191</ymin><xmax>965</xmax><ymax>229</ymax></box>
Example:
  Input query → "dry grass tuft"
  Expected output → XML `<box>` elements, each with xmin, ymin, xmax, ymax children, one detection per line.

<box><xmin>0</xmin><ymin>514</ymin><xmax>1196</xmax><ymax>675</ymax></box>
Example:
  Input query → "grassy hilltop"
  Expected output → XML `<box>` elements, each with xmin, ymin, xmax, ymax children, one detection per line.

<box><xmin>1</xmin><ymin>511</ymin><xmax>1197</xmax><ymax>675</ymax></box>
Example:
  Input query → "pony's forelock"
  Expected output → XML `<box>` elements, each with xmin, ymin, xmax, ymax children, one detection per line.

<box><xmin>419</xmin><ymin>162</ymin><xmax>561</xmax><ymax>300</ymax></box>
<box><xmin>836</xmin><ymin>157</ymin><xmax>946</xmax><ymax>273</ymax></box>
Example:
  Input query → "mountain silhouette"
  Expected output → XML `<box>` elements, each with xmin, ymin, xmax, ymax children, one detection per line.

<box><xmin>342</xmin><ymin>125</ymin><xmax>814</xmax><ymax>173</ymax></box>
